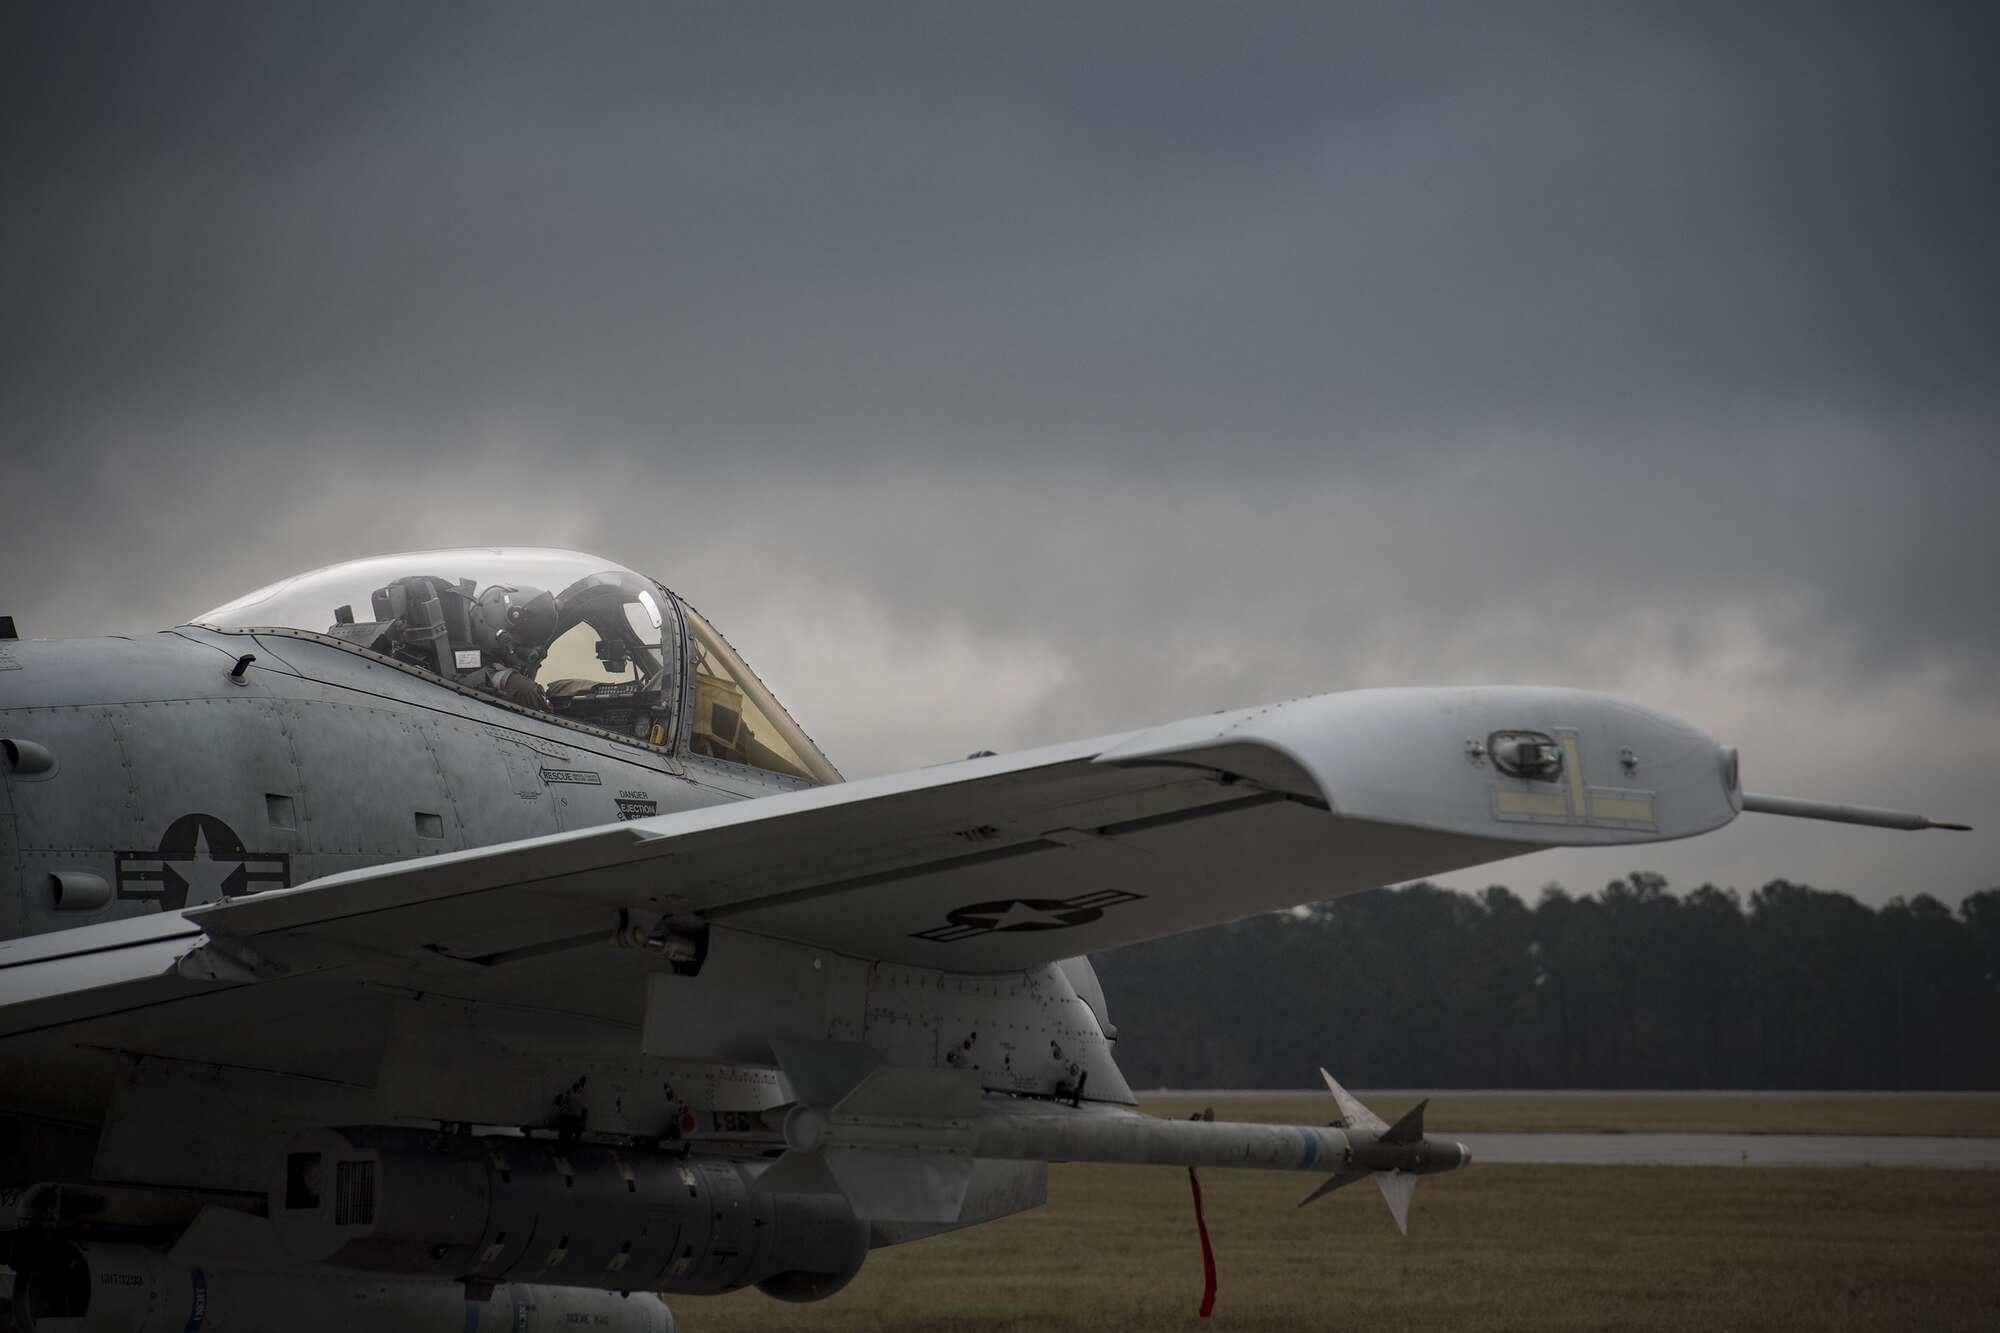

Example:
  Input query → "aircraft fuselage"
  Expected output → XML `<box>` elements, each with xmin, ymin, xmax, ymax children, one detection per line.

<box><xmin>1</xmin><ymin>626</ymin><xmax>786</xmax><ymax>944</ymax></box>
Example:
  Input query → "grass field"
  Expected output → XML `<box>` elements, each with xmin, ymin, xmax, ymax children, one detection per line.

<box><xmin>1140</xmin><ymin>1092</ymin><xmax>2000</xmax><ymax>1137</ymax></box>
<box><xmin>675</xmin><ymin>1161</ymin><xmax>2000</xmax><ymax>1332</ymax></box>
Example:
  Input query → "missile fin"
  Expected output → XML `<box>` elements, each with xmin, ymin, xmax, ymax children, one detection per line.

<box><xmin>821</xmin><ymin>1146</ymin><xmax>975</xmax><ymax>1223</ymax></box>
<box><xmin>1319</xmin><ymin>1068</ymin><xmax>1388</xmax><ymax>1135</ymax></box>
<box><xmin>1296</xmin><ymin>1167</ymin><xmax>1370</xmax><ymax>1208</ymax></box>
<box><xmin>1381</xmin><ymin>1098</ymin><xmax>1429</xmax><ymax>1145</ymax></box>
<box><xmin>833</xmin><ymin>1064</ymin><xmax>983</xmax><ymax>1121</ymax></box>
<box><xmin>770</xmin><ymin>1038</ymin><xmax>885</xmax><ymax>1108</ymax></box>
<box><xmin>1376</xmin><ymin>1171</ymin><xmax>1416</xmax><ymax>1235</ymax></box>
<box><xmin>751</xmin><ymin>1149</ymin><xmax>843</xmax><ymax>1196</ymax></box>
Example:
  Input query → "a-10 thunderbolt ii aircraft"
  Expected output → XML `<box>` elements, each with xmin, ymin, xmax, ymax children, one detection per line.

<box><xmin>0</xmin><ymin>547</ymin><xmax>1967</xmax><ymax>1331</ymax></box>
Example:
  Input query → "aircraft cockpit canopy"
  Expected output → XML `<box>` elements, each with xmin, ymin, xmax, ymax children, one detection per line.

<box><xmin>194</xmin><ymin>548</ymin><xmax>840</xmax><ymax>784</ymax></box>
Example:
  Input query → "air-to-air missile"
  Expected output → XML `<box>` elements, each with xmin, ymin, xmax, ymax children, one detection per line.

<box><xmin>757</xmin><ymin>1046</ymin><xmax>1468</xmax><ymax>1234</ymax></box>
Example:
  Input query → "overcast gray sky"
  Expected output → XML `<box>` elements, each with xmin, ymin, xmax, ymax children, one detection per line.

<box><xmin>4</xmin><ymin>2</ymin><xmax>1994</xmax><ymax>906</ymax></box>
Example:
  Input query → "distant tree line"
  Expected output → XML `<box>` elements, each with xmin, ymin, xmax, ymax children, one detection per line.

<box><xmin>1091</xmin><ymin>876</ymin><xmax>2000</xmax><ymax>1090</ymax></box>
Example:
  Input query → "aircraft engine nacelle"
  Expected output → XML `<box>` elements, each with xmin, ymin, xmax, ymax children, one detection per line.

<box><xmin>8</xmin><ymin>1239</ymin><xmax>672</xmax><ymax>1333</ymax></box>
<box><xmin>269</xmin><ymin>1127</ymin><xmax>867</xmax><ymax>1302</ymax></box>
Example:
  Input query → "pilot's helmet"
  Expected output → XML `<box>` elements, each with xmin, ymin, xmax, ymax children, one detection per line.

<box><xmin>470</xmin><ymin>584</ymin><xmax>558</xmax><ymax>669</ymax></box>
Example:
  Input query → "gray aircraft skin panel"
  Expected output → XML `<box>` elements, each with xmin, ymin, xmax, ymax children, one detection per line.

<box><xmin>0</xmin><ymin>547</ymin><xmax>1966</xmax><ymax>1323</ymax></box>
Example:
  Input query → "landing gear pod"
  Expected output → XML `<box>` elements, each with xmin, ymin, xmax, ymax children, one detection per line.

<box><xmin>270</xmin><ymin>1127</ymin><xmax>867</xmax><ymax>1300</ymax></box>
<box><xmin>8</xmin><ymin>1239</ymin><xmax>672</xmax><ymax>1333</ymax></box>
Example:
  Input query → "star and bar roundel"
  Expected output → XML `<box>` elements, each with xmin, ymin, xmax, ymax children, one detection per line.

<box><xmin>910</xmin><ymin>889</ymin><xmax>1146</xmax><ymax>943</ymax></box>
<box><xmin>114</xmin><ymin>813</ymin><xmax>291</xmax><ymax>912</ymax></box>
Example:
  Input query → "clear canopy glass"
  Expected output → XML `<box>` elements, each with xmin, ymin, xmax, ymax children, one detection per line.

<box><xmin>194</xmin><ymin>547</ymin><xmax>839</xmax><ymax>784</ymax></box>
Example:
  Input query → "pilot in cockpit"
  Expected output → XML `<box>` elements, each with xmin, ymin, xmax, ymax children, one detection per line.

<box><xmin>329</xmin><ymin>576</ymin><xmax>559</xmax><ymax>710</ymax></box>
<box><xmin>461</xmin><ymin>584</ymin><xmax>559</xmax><ymax>709</ymax></box>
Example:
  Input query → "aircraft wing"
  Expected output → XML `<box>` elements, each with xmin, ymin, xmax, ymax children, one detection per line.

<box><xmin>183</xmin><ymin>684</ymin><xmax>1741</xmax><ymax>976</ymax></box>
<box><xmin>2</xmin><ymin>685</ymin><xmax>1748</xmax><ymax>1041</ymax></box>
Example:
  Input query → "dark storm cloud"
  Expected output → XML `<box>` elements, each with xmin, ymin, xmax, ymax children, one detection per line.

<box><xmin>2</xmin><ymin>2</ymin><xmax>1994</xmax><ymax>903</ymax></box>
<box><xmin>9</xmin><ymin>3</ymin><xmax>1997</xmax><ymax>444</ymax></box>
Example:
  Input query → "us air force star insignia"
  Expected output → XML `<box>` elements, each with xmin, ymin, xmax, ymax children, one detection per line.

<box><xmin>114</xmin><ymin>813</ymin><xmax>292</xmax><ymax>911</ymax></box>
<box><xmin>911</xmin><ymin>888</ymin><xmax>1147</xmax><ymax>943</ymax></box>
<box><xmin>170</xmin><ymin>824</ymin><xmax>243</xmax><ymax>906</ymax></box>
